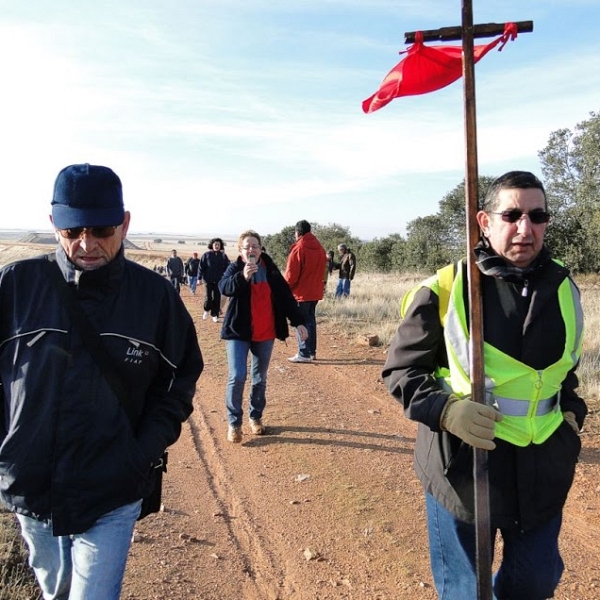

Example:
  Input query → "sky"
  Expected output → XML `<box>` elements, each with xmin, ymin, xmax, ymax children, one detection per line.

<box><xmin>1</xmin><ymin>0</ymin><xmax>599</xmax><ymax>240</ymax></box>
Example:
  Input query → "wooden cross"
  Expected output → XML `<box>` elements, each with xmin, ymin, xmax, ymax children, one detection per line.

<box><xmin>403</xmin><ymin>5</ymin><xmax>533</xmax><ymax>600</ymax></box>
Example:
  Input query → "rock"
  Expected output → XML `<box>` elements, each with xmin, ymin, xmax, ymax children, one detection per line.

<box><xmin>303</xmin><ymin>548</ymin><xmax>320</xmax><ymax>561</ymax></box>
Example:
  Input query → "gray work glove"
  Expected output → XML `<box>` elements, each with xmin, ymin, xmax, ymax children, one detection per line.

<box><xmin>563</xmin><ymin>411</ymin><xmax>579</xmax><ymax>434</ymax></box>
<box><xmin>440</xmin><ymin>395</ymin><xmax>503</xmax><ymax>450</ymax></box>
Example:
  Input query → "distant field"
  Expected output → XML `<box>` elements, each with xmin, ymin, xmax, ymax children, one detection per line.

<box><xmin>0</xmin><ymin>230</ymin><xmax>240</xmax><ymax>270</ymax></box>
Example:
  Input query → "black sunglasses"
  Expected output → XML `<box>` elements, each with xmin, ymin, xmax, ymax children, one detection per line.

<box><xmin>58</xmin><ymin>226</ymin><xmax>118</xmax><ymax>240</ymax></box>
<box><xmin>488</xmin><ymin>209</ymin><xmax>550</xmax><ymax>225</ymax></box>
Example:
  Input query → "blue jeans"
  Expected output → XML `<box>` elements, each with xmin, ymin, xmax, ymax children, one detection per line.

<box><xmin>225</xmin><ymin>339</ymin><xmax>274</xmax><ymax>426</ymax></box>
<box><xmin>188</xmin><ymin>275</ymin><xmax>198</xmax><ymax>294</ymax></box>
<box><xmin>296</xmin><ymin>300</ymin><xmax>318</xmax><ymax>358</ymax></box>
<box><xmin>425</xmin><ymin>493</ymin><xmax>563</xmax><ymax>600</ymax></box>
<box><xmin>335</xmin><ymin>278</ymin><xmax>351</xmax><ymax>298</ymax></box>
<box><xmin>17</xmin><ymin>500</ymin><xmax>142</xmax><ymax>600</ymax></box>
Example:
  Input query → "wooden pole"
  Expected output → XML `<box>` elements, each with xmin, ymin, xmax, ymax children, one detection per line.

<box><xmin>461</xmin><ymin>3</ymin><xmax>492</xmax><ymax>598</ymax></box>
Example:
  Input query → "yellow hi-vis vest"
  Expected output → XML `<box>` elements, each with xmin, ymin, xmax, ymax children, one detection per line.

<box><xmin>401</xmin><ymin>261</ymin><xmax>584</xmax><ymax>447</ymax></box>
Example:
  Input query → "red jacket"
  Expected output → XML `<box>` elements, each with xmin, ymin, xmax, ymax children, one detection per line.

<box><xmin>284</xmin><ymin>232</ymin><xmax>327</xmax><ymax>302</ymax></box>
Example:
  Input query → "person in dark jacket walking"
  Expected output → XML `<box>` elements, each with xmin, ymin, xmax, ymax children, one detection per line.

<box><xmin>284</xmin><ymin>220</ymin><xmax>327</xmax><ymax>362</ymax></box>
<box><xmin>219</xmin><ymin>229</ymin><xmax>307</xmax><ymax>443</ymax></box>
<box><xmin>185</xmin><ymin>252</ymin><xmax>201</xmax><ymax>294</ymax></box>
<box><xmin>166</xmin><ymin>249</ymin><xmax>185</xmax><ymax>293</ymax></box>
<box><xmin>382</xmin><ymin>171</ymin><xmax>586</xmax><ymax>600</ymax></box>
<box><xmin>199</xmin><ymin>237</ymin><xmax>230</xmax><ymax>322</ymax></box>
<box><xmin>0</xmin><ymin>164</ymin><xmax>203</xmax><ymax>600</ymax></box>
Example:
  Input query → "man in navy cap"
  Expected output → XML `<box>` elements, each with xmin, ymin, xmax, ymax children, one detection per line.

<box><xmin>0</xmin><ymin>164</ymin><xmax>203</xmax><ymax>599</ymax></box>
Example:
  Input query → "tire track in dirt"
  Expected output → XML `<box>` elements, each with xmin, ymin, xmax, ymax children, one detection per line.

<box><xmin>186</xmin><ymin>403</ymin><xmax>289</xmax><ymax>598</ymax></box>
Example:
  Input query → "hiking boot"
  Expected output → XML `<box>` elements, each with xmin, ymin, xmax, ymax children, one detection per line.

<box><xmin>202</xmin><ymin>311</ymin><xmax>208</xmax><ymax>320</ymax></box>
<box><xmin>249</xmin><ymin>419</ymin><xmax>265</xmax><ymax>435</ymax></box>
<box><xmin>288</xmin><ymin>354</ymin><xmax>312</xmax><ymax>363</ymax></box>
<box><xmin>227</xmin><ymin>425</ymin><xmax>242</xmax><ymax>443</ymax></box>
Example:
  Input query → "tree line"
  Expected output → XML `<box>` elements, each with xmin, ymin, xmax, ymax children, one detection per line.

<box><xmin>264</xmin><ymin>111</ymin><xmax>600</xmax><ymax>274</ymax></box>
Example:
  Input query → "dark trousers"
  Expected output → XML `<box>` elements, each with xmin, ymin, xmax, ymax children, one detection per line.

<box><xmin>296</xmin><ymin>300</ymin><xmax>318</xmax><ymax>358</ymax></box>
<box><xmin>203</xmin><ymin>281</ymin><xmax>221</xmax><ymax>316</ymax></box>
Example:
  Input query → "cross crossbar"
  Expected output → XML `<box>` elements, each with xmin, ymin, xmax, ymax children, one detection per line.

<box><xmin>404</xmin><ymin>20</ymin><xmax>533</xmax><ymax>43</ymax></box>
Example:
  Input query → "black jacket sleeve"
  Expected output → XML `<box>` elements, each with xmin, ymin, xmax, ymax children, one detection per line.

<box><xmin>382</xmin><ymin>286</ymin><xmax>451</xmax><ymax>432</ymax></box>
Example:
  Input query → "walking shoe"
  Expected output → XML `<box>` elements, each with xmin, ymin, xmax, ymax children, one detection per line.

<box><xmin>202</xmin><ymin>311</ymin><xmax>208</xmax><ymax>320</ymax></box>
<box><xmin>212</xmin><ymin>316</ymin><xmax>219</xmax><ymax>323</ymax></box>
<box><xmin>227</xmin><ymin>425</ymin><xmax>242</xmax><ymax>443</ymax></box>
<box><xmin>287</xmin><ymin>354</ymin><xmax>312</xmax><ymax>363</ymax></box>
<box><xmin>249</xmin><ymin>419</ymin><xmax>265</xmax><ymax>435</ymax></box>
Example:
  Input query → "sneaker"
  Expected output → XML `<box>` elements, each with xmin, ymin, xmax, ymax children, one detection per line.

<box><xmin>202</xmin><ymin>311</ymin><xmax>208</xmax><ymax>320</ymax></box>
<box><xmin>227</xmin><ymin>425</ymin><xmax>242</xmax><ymax>443</ymax></box>
<box><xmin>249</xmin><ymin>419</ymin><xmax>265</xmax><ymax>435</ymax></box>
<box><xmin>212</xmin><ymin>316</ymin><xmax>219</xmax><ymax>323</ymax></box>
<box><xmin>287</xmin><ymin>354</ymin><xmax>312</xmax><ymax>363</ymax></box>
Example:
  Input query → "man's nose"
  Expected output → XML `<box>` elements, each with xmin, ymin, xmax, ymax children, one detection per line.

<box><xmin>78</xmin><ymin>231</ymin><xmax>98</xmax><ymax>249</ymax></box>
<box><xmin>516</xmin><ymin>215</ymin><xmax>533</xmax><ymax>234</ymax></box>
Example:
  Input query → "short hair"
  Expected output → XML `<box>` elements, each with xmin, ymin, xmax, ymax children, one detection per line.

<box><xmin>238</xmin><ymin>229</ymin><xmax>262</xmax><ymax>249</ymax></box>
<box><xmin>481</xmin><ymin>171</ymin><xmax>547</xmax><ymax>212</ymax></box>
<box><xmin>295</xmin><ymin>220</ymin><xmax>311</xmax><ymax>236</ymax></box>
<box><xmin>337</xmin><ymin>243</ymin><xmax>347</xmax><ymax>251</ymax></box>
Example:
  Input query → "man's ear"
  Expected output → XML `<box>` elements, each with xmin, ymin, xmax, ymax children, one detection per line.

<box><xmin>120</xmin><ymin>211</ymin><xmax>131</xmax><ymax>240</ymax></box>
<box><xmin>476</xmin><ymin>210</ymin><xmax>490</xmax><ymax>237</ymax></box>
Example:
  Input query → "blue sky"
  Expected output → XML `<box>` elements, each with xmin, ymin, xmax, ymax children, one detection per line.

<box><xmin>1</xmin><ymin>0</ymin><xmax>598</xmax><ymax>240</ymax></box>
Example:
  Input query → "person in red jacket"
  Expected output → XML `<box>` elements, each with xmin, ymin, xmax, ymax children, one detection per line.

<box><xmin>284</xmin><ymin>220</ymin><xmax>327</xmax><ymax>363</ymax></box>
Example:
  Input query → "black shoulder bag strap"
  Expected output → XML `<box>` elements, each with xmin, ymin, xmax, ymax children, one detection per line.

<box><xmin>46</xmin><ymin>255</ymin><xmax>129</xmax><ymax>406</ymax></box>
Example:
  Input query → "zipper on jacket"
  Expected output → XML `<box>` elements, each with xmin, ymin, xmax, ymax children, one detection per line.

<box><xmin>521</xmin><ymin>279</ymin><xmax>529</xmax><ymax>297</ymax></box>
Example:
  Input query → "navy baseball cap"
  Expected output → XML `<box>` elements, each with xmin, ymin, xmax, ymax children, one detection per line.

<box><xmin>51</xmin><ymin>164</ymin><xmax>124</xmax><ymax>229</ymax></box>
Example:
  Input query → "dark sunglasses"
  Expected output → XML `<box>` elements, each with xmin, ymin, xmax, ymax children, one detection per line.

<box><xmin>58</xmin><ymin>226</ymin><xmax>118</xmax><ymax>240</ymax></box>
<box><xmin>488</xmin><ymin>209</ymin><xmax>550</xmax><ymax>225</ymax></box>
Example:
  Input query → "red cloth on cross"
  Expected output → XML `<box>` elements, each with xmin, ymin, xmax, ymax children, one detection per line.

<box><xmin>362</xmin><ymin>22</ymin><xmax>518</xmax><ymax>114</ymax></box>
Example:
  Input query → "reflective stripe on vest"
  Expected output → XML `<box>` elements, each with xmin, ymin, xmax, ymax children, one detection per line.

<box><xmin>403</xmin><ymin>260</ymin><xmax>583</xmax><ymax>447</ymax></box>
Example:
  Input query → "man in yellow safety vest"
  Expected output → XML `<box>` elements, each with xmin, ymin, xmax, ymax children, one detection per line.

<box><xmin>383</xmin><ymin>171</ymin><xmax>586</xmax><ymax>600</ymax></box>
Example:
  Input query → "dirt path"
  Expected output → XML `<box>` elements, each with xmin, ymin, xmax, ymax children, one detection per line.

<box><xmin>122</xmin><ymin>290</ymin><xmax>600</xmax><ymax>600</ymax></box>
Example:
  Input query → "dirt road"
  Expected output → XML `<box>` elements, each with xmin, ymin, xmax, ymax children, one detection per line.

<box><xmin>122</xmin><ymin>289</ymin><xmax>600</xmax><ymax>600</ymax></box>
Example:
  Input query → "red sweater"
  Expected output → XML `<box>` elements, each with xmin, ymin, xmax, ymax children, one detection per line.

<box><xmin>284</xmin><ymin>232</ymin><xmax>327</xmax><ymax>302</ymax></box>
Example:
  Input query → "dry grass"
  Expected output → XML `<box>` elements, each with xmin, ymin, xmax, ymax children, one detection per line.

<box><xmin>0</xmin><ymin>510</ymin><xmax>40</xmax><ymax>600</ymax></box>
<box><xmin>319</xmin><ymin>271</ymin><xmax>423</xmax><ymax>348</ymax></box>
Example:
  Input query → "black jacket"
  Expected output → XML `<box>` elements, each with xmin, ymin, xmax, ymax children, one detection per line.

<box><xmin>186</xmin><ymin>257</ymin><xmax>200</xmax><ymax>277</ymax></box>
<box><xmin>199</xmin><ymin>250</ymin><xmax>230</xmax><ymax>284</ymax></box>
<box><xmin>218</xmin><ymin>253</ymin><xmax>304</xmax><ymax>342</ymax></box>
<box><xmin>0</xmin><ymin>247</ymin><xmax>203</xmax><ymax>535</ymax></box>
<box><xmin>166</xmin><ymin>255</ymin><xmax>184</xmax><ymax>278</ymax></box>
<box><xmin>382</xmin><ymin>256</ymin><xmax>586</xmax><ymax>531</ymax></box>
